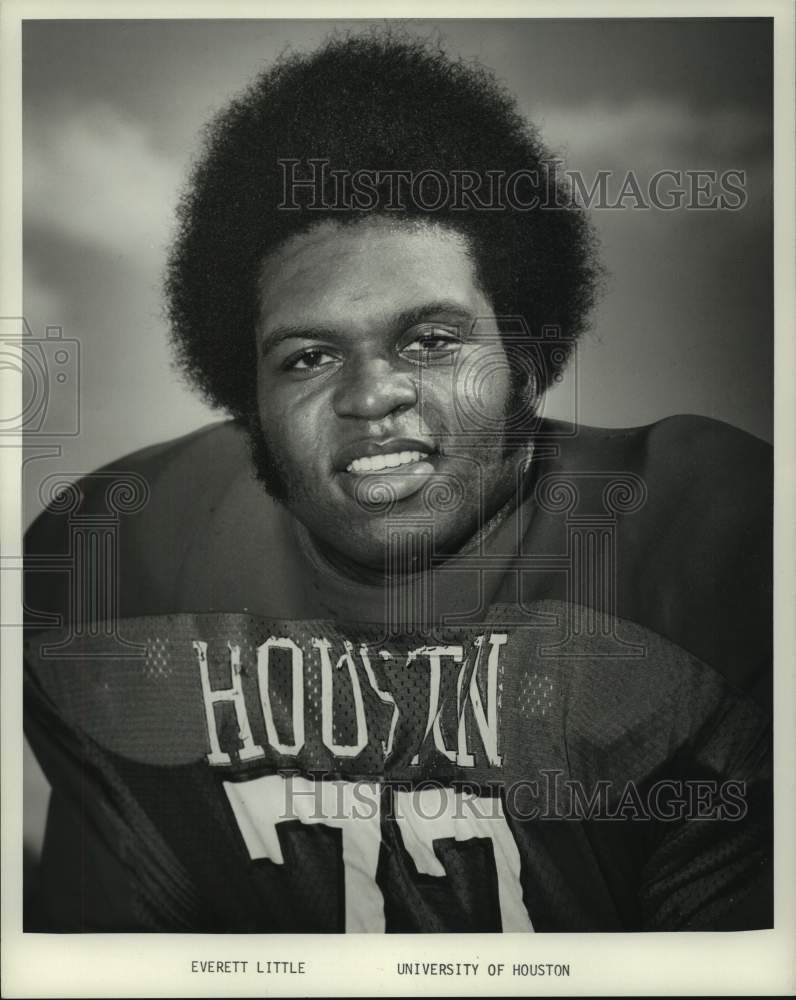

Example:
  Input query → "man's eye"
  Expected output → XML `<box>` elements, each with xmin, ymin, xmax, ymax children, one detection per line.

<box><xmin>283</xmin><ymin>348</ymin><xmax>338</xmax><ymax>372</ymax></box>
<box><xmin>402</xmin><ymin>328</ymin><xmax>463</xmax><ymax>360</ymax></box>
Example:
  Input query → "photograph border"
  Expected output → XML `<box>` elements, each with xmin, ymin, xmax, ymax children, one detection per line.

<box><xmin>2</xmin><ymin>1</ymin><xmax>794</xmax><ymax>996</ymax></box>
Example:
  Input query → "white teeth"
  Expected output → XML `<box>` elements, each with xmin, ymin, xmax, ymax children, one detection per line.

<box><xmin>346</xmin><ymin>450</ymin><xmax>427</xmax><ymax>474</ymax></box>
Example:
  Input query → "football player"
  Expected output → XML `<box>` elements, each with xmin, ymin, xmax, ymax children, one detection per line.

<box><xmin>24</xmin><ymin>32</ymin><xmax>772</xmax><ymax>932</ymax></box>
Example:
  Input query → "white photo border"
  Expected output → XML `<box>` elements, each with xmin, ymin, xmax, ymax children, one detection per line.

<box><xmin>2</xmin><ymin>1</ymin><xmax>794</xmax><ymax>996</ymax></box>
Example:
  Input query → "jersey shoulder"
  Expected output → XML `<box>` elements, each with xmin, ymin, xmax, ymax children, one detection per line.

<box><xmin>539</xmin><ymin>412</ymin><xmax>772</xmax><ymax>543</ymax></box>
<box><xmin>533</xmin><ymin>415</ymin><xmax>772</xmax><ymax>702</ymax></box>
<box><xmin>24</xmin><ymin>420</ymin><xmax>282</xmax><ymax>622</ymax></box>
<box><xmin>545</xmin><ymin>411</ymin><xmax>770</xmax><ymax>473</ymax></box>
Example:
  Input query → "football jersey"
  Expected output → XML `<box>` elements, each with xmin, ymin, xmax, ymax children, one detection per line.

<box><xmin>23</xmin><ymin>415</ymin><xmax>773</xmax><ymax>931</ymax></box>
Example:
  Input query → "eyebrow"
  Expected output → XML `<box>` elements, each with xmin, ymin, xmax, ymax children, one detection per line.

<box><xmin>260</xmin><ymin>301</ymin><xmax>476</xmax><ymax>354</ymax></box>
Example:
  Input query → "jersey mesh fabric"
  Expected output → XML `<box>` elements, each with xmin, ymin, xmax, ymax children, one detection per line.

<box><xmin>24</xmin><ymin>604</ymin><xmax>771</xmax><ymax>931</ymax></box>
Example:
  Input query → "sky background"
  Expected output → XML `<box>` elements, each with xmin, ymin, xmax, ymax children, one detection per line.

<box><xmin>20</xmin><ymin>17</ymin><xmax>773</xmax><ymax>851</ymax></box>
<box><xmin>22</xmin><ymin>18</ymin><xmax>773</xmax><ymax>518</ymax></box>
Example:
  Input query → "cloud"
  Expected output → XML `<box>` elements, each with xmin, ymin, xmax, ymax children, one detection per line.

<box><xmin>22</xmin><ymin>264</ymin><xmax>67</xmax><ymax>333</ymax></box>
<box><xmin>24</xmin><ymin>101</ymin><xmax>182</xmax><ymax>269</ymax></box>
<box><xmin>536</xmin><ymin>99</ymin><xmax>770</xmax><ymax>176</ymax></box>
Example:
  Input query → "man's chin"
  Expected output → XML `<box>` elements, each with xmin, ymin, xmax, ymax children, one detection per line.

<box><xmin>244</xmin><ymin>424</ymin><xmax>487</xmax><ymax>578</ymax></box>
<box><xmin>310</xmin><ymin>525</ymin><xmax>438</xmax><ymax>582</ymax></box>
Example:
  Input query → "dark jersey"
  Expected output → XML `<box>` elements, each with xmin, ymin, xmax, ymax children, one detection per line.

<box><xmin>23</xmin><ymin>415</ymin><xmax>773</xmax><ymax>931</ymax></box>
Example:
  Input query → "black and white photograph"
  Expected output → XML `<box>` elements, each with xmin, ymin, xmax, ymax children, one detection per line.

<box><xmin>2</xmin><ymin>3</ymin><xmax>794</xmax><ymax>997</ymax></box>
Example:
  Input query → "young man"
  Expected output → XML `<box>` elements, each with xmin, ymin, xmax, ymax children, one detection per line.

<box><xmin>24</xmin><ymin>33</ymin><xmax>772</xmax><ymax>932</ymax></box>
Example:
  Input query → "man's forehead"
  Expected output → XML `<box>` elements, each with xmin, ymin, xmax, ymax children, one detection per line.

<box><xmin>257</xmin><ymin>217</ymin><xmax>487</xmax><ymax>334</ymax></box>
<box><xmin>259</xmin><ymin>217</ymin><xmax>475</xmax><ymax>285</ymax></box>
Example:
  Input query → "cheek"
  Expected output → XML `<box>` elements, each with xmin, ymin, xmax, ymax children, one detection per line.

<box><xmin>258</xmin><ymin>383</ymin><xmax>330</xmax><ymax>466</ymax></box>
<box><xmin>449</xmin><ymin>345</ymin><xmax>513</xmax><ymax>433</ymax></box>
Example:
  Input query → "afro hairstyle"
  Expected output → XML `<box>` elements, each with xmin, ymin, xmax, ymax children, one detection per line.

<box><xmin>165</xmin><ymin>30</ymin><xmax>601</xmax><ymax>420</ymax></box>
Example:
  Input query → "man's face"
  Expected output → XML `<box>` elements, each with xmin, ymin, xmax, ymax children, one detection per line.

<box><xmin>254</xmin><ymin>218</ymin><xmax>527</xmax><ymax>574</ymax></box>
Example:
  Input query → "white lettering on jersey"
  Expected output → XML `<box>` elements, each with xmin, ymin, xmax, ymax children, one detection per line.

<box><xmin>224</xmin><ymin>774</ymin><xmax>385</xmax><ymax>932</ymax></box>
<box><xmin>408</xmin><ymin>645</ymin><xmax>463</xmax><ymax>765</ymax></box>
<box><xmin>394</xmin><ymin>787</ymin><xmax>532</xmax><ymax>931</ymax></box>
<box><xmin>312</xmin><ymin>638</ymin><xmax>368</xmax><ymax>758</ymax></box>
<box><xmin>194</xmin><ymin>640</ymin><xmax>264</xmax><ymax>765</ymax></box>
<box><xmin>196</xmin><ymin>630</ymin><xmax>507</xmax><ymax>768</ymax></box>
<box><xmin>358</xmin><ymin>646</ymin><xmax>400</xmax><ymax>758</ymax></box>
<box><xmin>457</xmin><ymin>633</ymin><xmax>506</xmax><ymax>767</ymax></box>
<box><xmin>227</xmin><ymin>776</ymin><xmax>534</xmax><ymax>932</ymax></box>
<box><xmin>257</xmin><ymin>637</ymin><xmax>305</xmax><ymax>755</ymax></box>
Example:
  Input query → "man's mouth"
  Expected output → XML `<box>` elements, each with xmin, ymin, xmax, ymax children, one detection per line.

<box><xmin>335</xmin><ymin>438</ymin><xmax>437</xmax><ymax>503</ymax></box>
<box><xmin>346</xmin><ymin>449</ymin><xmax>428</xmax><ymax>474</ymax></box>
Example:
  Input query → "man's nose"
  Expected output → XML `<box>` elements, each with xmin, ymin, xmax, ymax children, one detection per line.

<box><xmin>332</xmin><ymin>357</ymin><xmax>418</xmax><ymax>421</ymax></box>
